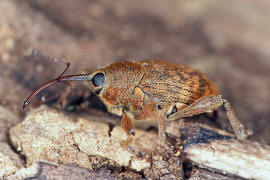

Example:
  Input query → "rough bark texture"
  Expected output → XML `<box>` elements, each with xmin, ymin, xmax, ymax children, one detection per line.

<box><xmin>1</xmin><ymin>0</ymin><xmax>270</xmax><ymax>179</ymax></box>
<box><xmin>7</xmin><ymin>107</ymin><xmax>270</xmax><ymax>179</ymax></box>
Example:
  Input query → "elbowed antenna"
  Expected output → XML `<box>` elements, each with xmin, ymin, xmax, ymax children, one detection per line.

<box><xmin>23</xmin><ymin>73</ymin><xmax>92</xmax><ymax>110</ymax></box>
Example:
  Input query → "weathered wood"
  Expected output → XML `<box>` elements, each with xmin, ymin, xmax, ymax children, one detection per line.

<box><xmin>167</xmin><ymin>121</ymin><xmax>270</xmax><ymax>179</ymax></box>
<box><xmin>186</xmin><ymin>139</ymin><xmax>270</xmax><ymax>179</ymax></box>
<box><xmin>9</xmin><ymin>107</ymin><xmax>270</xmax><ymax>179</ymax></box>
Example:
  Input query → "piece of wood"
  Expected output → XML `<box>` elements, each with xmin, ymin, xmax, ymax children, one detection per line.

<box><xmin>171</xmin><ymin>122</ymin><xmax>270</xmax><ymax>180</ymax></box>
<box><xmin>189</xmin><ymin>167</ymin><xmax>240</xmax><ymax>180</ymax></box>
<box><xmin>186</xmin><ymin>139</ymin><xmax>270</xmax><ymax>179</ymax></box>
<box><xmin>166</xmin><ymin>119</ymin><xmax>270</xmax><ymax>179</ymax></box>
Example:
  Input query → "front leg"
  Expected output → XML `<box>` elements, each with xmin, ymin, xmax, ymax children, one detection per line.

<box><xmin>167</xmin><ymin>95</ymin><xmax>252</xmax><ymax>140</ymax></box>
<box><xmin>121</xmin><ymin>111</ymin><xmax>136</xmax><ymax>135</ymax></box>
<box><xmin>120</xmin><ymin>111</ymin><xmax>135</xmax><ymax>148</ymax></box>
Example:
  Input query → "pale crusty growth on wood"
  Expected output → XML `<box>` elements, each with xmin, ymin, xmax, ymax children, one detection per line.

<box><xmin>0</xmin><ymin>143</ymin><xmax>24</xmax><ymax>179</ymax></box>
<box><xmin>0</xmin><ymin>152</ymin><xmax>18</xmax><ymax>178</ymax></box>
<box><xmin>6</xmin><ymin>162</ymin><xmax>41</xmax><ymax>180</ymax></box>
<box><xmin>10</xmin><ymin>106</ymin><xmax>157</xmax><ymax>172</ymax></box>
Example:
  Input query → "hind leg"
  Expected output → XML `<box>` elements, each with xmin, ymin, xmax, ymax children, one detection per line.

<box><xmin>166</xmin><ymin>95</ymin><xmax>252</xmax><ymax>140</ymax></box>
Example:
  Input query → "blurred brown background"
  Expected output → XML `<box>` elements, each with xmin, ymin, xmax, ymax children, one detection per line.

<box><xmin>0</xmin><ymin>0</ymin><xmax>269</xmax><ymax>144</ymax></box>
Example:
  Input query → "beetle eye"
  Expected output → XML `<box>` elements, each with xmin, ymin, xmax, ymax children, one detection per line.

<box><xmin>92</xmin><ymin>73</ymin><xmax>105</xmax><ymax>87</ymax></box>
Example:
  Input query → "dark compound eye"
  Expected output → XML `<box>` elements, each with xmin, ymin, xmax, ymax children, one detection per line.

<box><xmin>92</xmin><ymin>73</ymin><xmax>105</xmax><ymax>87</ymax></box>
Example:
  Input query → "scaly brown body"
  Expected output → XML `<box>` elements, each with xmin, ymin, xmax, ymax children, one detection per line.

<box><xmin>23</xmin><ymin>59</ymin><xmax>251</xmax><ymax>146</ymax></box>
<box><xmin>98</xmin><ymin>60</ymin><xmax>218</xmax><ymax>121</ymax></box>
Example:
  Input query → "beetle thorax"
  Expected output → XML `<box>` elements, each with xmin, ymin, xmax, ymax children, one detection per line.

<box><xmin>99</xmin><ymin>61</ymin><xmax>144</xmax><ymax>116</ymax></box>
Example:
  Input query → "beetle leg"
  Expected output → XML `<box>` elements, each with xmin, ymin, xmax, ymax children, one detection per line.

<box><xmin>121</xmin><ymin>111</ymin><xmax>135</xmax><ymax>136</ymax></box>
<box><xmin>223</xmin><ymin>98</ymin><xmax>253</xmax><ymax>140</ymax></box>
<box><xmin>55</xmin><ymin>82</ymin><xmax>74</xmax><ymax>108</ymax></box>
<box><xmin>156</xmin><ymin>105</ymin><xmax>166</xmax><ymax>145</ymax></box>
<box><xmin>120</xmin><ymin>111</ymin><xmax>135</xmax><ymax>148</ymax></box>
<box><xmin>167</xmin><ymin>95</ymin><xmax>252</xmax><ymax>140</ymax></box>
<box><xmin>132</xmin><ymin>103</ymin><xmax>169</xmax><ymax>145</ymax></box>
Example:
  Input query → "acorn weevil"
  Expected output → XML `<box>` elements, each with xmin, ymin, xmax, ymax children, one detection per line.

<box><xmin>23</xmin><ymin>59</ymin><xmax>252</xmax><ymax>145</ymax></box>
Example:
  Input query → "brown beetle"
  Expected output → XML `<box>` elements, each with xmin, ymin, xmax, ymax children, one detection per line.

<box><xmin>23</xmin><ymin>59</ymin><xmax>251</xmax><ymax>145</ymax></box>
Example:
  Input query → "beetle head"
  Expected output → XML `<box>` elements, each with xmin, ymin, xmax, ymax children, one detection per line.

<box><xmin>23</xmin><ymin>61</ymin><xmax>143</xmax><ymax>115</ymax></box>
<box><xmin>85</xmin><ymin>61</ymin><xmax>143</xmax><ymax>115</ymax></box>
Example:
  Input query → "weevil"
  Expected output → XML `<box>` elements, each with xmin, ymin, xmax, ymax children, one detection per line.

<box><xmin>23</xmin><ymin>59</ymin><xmax>252</xmax><ymax>145</ymax></box>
